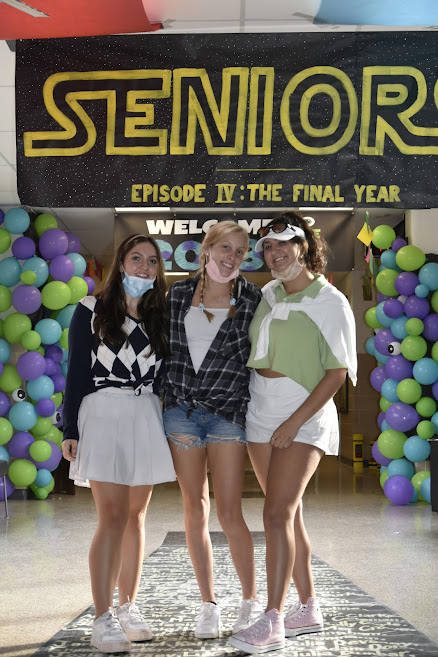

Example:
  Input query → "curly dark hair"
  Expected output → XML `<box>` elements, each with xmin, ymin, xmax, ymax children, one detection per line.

<box><xmin>93</xmin><ymin>234</ymin><xmax>169</xmax><ymax>358</ymax></box>
<box><xmin>267</xmin><ymin>211</ymin><xmax>328</xmax><ymax>273</ymax></box>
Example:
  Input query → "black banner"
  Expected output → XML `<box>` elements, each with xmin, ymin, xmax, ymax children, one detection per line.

<box><xmin>15</xmin><ymin>32</ymin><xmax>438</xmax><ymax>209</ymax></box>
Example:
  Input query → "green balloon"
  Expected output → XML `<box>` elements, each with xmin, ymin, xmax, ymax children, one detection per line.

<box><xmin>375</xmin><ymin>268</ymin><xmax>398</xmax><ymax>296</ymax></box>
<box><xmin>0</xmin><ymin>418</ymin><xmax>13</xmax><ymax>446</ymax></box>
<box><xmin>405</xmin><ymin>318</ymin><xmax>424</xmax><ymax>337</ymax></box>
<box><xmin>432</xmin><ymin>290</ymin><xmax>438</xmax><ymax>314</ymax></box>
<box><xmin>8</xmin><ymin>459</ymin><xmax>37</xmax><ymax>487</ymax></box>
<box><xmin>378</xmin><ymin>429</ymin><xmax>407</xmax><ymax>459</ymax></box>
<box><xmin>0</xmin><ymin>364</ymin><xmax>22</xmax><ymax>394</ymax></box>
<box><xmin>41</xmin><ymin>426</ymin><xmax>62</xmax><ymax>447</ymax></box>
<box><xmin>3</xmin><ymin>312</ymin><xmax>32</xmax><ymax>344</ymax></box>
<box><xmin>416</xmin><ymin>420</ymin><xmax>435</xmax><ymax>440</ymax></box>
<box><xmin>20</xmin><ymin>270</ymin><xmax>37</xmax><ymax>285</ymax></box>
<box><xmin>397</xmin><ymin>378</ymin><xmax>423</xmax><ymax>404</ymax></box>
<box><xmin>401</xmin><ymin>335</ymin><xmax>427</xmax><ymax>361</ymax></box>
<box><xmin>36</xmin><ymin>346</ymin><xmax>45</xmax><ymax>356</ymax></box>
<box><xmin>41</xmin><ymin>281</ymin><xmax>72</xmax><ymax>310</ymax></box>
<box><xmin>0</xmin><ymin>285</ymin><xmax>12</xmax><ymax>312</ymax></box>
<box><xmin>416</xmin><ymin>397</ymin><xmax>437</xmax><ymax>418</ymax></box>
<box><xmin>396</xmin><ymin>245</ymin><xmax>426</xmax><ymax>272</ymax></box>
<box><xmin>411</xmin><ymin>471</ymin><xmax>430</xmax><ymax>493</ymax></box>
<box><xmin>59</xmin><ymin>328</ymin><xmax>69</xmax><ymax>350</ymax></box>
<box><xmin>371</xmin><ymin>225</ymin><xmax>396</xmax><ymax>250</ymax></box>
<box><xmin>380</xmin><ymin>397</ymin><xmax>393</xmax><ymax>412</ymax></box>
<box><xmin>33</xmin><ymin>486</ymin><xmax>49</xmax><ymax>500</ymax></box>
<box><xmin>365</xmin><ymin>307</ymin><xmax>382</xmax><ymax>329</ymax></box>
<box><xmin>51</xmin><ymin>392</ymin><xmax>63</xmax><ymax>409</ymax></box>
<box><xmin>31</xmin><ymin>417</ymin><xmax>53</xmax><ymax>437</ymax></box>
<box><xmin>432</xmin><ymin>341</ymin><xmax>438</xmax><ymax>364</ymax></box>
<box><xmin>29</xmin><ymin>440</ymin><xmax>52</xmax><ymax>462</ymax></box>
<box><xmin>67</xmin><ymin>276</ymin><xmax>88</xmax><ymax>304</ymax></box>
<box><xmin>0</xmin><ymin>319</ymin><xmax>3</xmax><ymax>338</ymax></box>
<box><xmin>380</xmin><ymin>469</ymin><xmax>389</xmax><ymax>489</ymax></box>
<box><xmin>0</xmin><ymin>227</ymin><xmax>11</xmax><ymax>254</ymax></box>
<box><xmin>46</xmin><ymin>476</ymin><xmax>55</xmax><ymax>493</ymax></box>
<box><xmin>34</xmin><ymin>213</ymin><xmax>58</xmax><ymax>237</ymax></box>
<box><xmin>21</xmin><ymin>330</ymin><xmax>42</xmax><ymax>351</ymax></box>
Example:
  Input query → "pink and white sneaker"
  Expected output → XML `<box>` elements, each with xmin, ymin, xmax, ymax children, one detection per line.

<box><xmin>228</xmin><ymin>609</ymin><xmax>285</xmax><ymax>654</ymax></box>
<box><xmin>284</xmin><ymin>597</ymin><xmax>324</xmax><ymax>637</ymax></box>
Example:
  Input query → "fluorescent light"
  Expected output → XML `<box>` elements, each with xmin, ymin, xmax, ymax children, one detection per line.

<box><xmin>298</xmin><ymin>207</ymin><xmax>354</xmax><ymax>212</ymax></box>
<box><xmin>115</xmin><ymin>207</ymin><xmax>171</xmax><ymax>213</ymax></box>
<box><xmin>166</xmin><ymin>272</ymin><xmax>190</xmax><ymax>276</ymax></box>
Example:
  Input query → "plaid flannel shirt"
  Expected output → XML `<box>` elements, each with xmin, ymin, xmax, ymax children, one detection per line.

<box><xmin>162</xmin><ymin>274</ymin><xmax>262</xmax><ymax>429</ymax></box>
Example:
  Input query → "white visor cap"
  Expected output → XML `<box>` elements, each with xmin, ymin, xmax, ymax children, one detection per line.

<box><xmin>255</xmin><ymin>224</ymin><xmax>306</xmax><ymax>253</ymax></box>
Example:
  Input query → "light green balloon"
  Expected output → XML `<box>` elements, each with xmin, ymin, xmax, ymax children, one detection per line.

<box><xmin>0</xmin><ymin>285</ymin><xmax>12</xmax><ymax>312</ymax></box>
<box><xmin>0</xmin><ymin>227</ymin><xmax>11</xmax><ymax>254</ymax></box>
<box><xmin>29</xmin><ymin>440</ymin><xmax>52</xmax><ymax>462</ymax></box>
<box><xmin>31</xmin><ymin>417</ymin><xmax>53</xmax><ymax>437</ymax></box>
<box><xmin>397</xmin><ymin>378</ymin><xmax>422</xmax><ymax>404</ymax></box>
<box><xmin>365</xmin><ymin>307</ymin><xmax>382</xmax><ymax>329</ymax></box>
<box><xmin>416</xmin><ymin>420</ymin><xmax>435</xmax><ymax>440</ymax></box>
<box><xmin>396</xmin><ymin>245</ymin><xmax>426</xmax><ymax>272</ymax></box>
<box><xmin>0</xmin><ymin>364</ymin><xmax>22</xmax><ymax>394</ymax></box>
<box><xmin>378</xmin><ymin>429</ymin><xmax>407</xmax><ymax>459</ymax></box>
<box><xmin>67</xmin><ymin>276</ymin><xmax>88</xmax><ymax>304</ymax></box>
<box><xmin>34</xmin><ymin>213</ymin><xmax>58</xmax><ymax>237</ymax></box>
<box><xmin>21</xmin><ymin>330</ymin><xmax>42</xmax><ymax>351</ymax></box>
<box><xmin>51</xmin><ymin>392</ymin><xmax>63</xmax><ymax>409</ymax></box>
<box><xmin>432</xmin><ymin>290</ymin><xmax>438</xmax><ymax>314</ymax></box>
<box><xmin>405</xmin><ymin>318</ymin><xmax>424</xmax><ymax>337</ymax></box>
<box><xmin>33</xmin><ymin>486</ymin><xmax>49</xmax><ymax>500</ymax></box>
<box><xmin>41</xmin><ymin>425</ymin><xmax>62</xmax><ymax>447</ymax></box>
<box><xmin>411</xmin><ymin>471</ymin><xmax>431</xmax><ymax>493</ymax></box>
<box><xmin>41</xmin><ymin>281</ymin><xmax>72</xmax><ymax>310</ymax></box>
<box><xmin>0</xmin><ymin>418</ymin><xmax>13</xmax><ymax>446</ymax></box>
<box><xmin>380</xmin><ymin>469</ymin><xmax>389</xmax><ymax>489</ymax></box>
<box><xmin>380</xmin><ymin>397</ymin><xmax>393</xmax><ymax>412</ymax></box>
<box><xmin>372</xmin><ymin>225</ymin><xmax>396</xmax><ymax>250</ymax></box>
<box><xmin>36</xmin><ymin>346</ymin><xmax>45</xmax><ymax>356</ymax></box>
<box><xmin>0</xmin><ymin>319</ymin><xmax>3</xmax><ymax>338</ymax></box>
<box><xmin>59</xmin><ymin>328</ymin><xmax>69</xmax><ymax>350</ymax></box>
<box><xmin>20</xmin><ymin>270</ymin><xmax>37</xmax><ymax>285</ymax></box>
<box><xmin>3</xmin><ymin>312</ymin><xmax>32</xmax><ymax>344</ymax></box>
<box><xmin>8</xmin><ymin>459</ymin><xmax>37</xmax><ymax>487</ymax></box>
<box><xmin>375</xmin><ymin>268</ymin><xmax>398</xmax><ymax>296</ymax></box>
<box><xmin>416</xmin><ymin>397</ymin><xmax>437</xmax><ymax>418</ymax></box>
<box><xmin>401</xmin><ymin>335</ymin><xmax>427</xmax><ymax>361</ymax></box>
<box><xmin>432</xmin><ymin>341</ymin><xmax>438</xmax><ymax>364</ymax></box>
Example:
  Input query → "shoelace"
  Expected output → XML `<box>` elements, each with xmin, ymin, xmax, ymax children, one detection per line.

<box><xmin>243</xmin><ymin>616</ymin><xmax>271</xmax><ymax>638</ymax></box>
<box><xmin>285</xmin><ymin>601</ymin><xmax>303</xmax><ymax>620</ymax></box>
<box><xmin>124</xmin><ymin>604</ymin><xmax>145</xmax><ymax>625</ymax></box>
<box><xmin>201</xmin><ymin>605</ymin><xmax>217</xmax><ymax>620</ymax></box>
<box><xmin>101</xmin><ymin>613</ymin><xmax>125</xmax><ymax>637</ymax></box>
<box><xmin>238</xmin><ymin>601</ymin><xmax>261</xmax><ymax>625</ymax></box>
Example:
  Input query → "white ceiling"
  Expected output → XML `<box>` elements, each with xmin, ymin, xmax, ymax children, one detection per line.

<box><xmin>0</xmin><ymin>1</ymin><xmax>417</xmax><ymax>264</ymax></box>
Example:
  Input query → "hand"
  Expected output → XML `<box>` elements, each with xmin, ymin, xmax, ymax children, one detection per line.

<box><xmin>269</xmin><ymin>416</ymin><xmax>301</xmax><ymax>449</ymax></box>
<box><xmin>62</xmin><ymin>439</ymin><xmax>78</xmax><ymax>462</ymax></box>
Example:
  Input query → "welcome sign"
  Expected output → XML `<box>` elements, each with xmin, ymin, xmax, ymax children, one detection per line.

<box><xmin>15</xmin><ymin>32</ymin><xmax>438</xmax><ymax>209</ymax></box>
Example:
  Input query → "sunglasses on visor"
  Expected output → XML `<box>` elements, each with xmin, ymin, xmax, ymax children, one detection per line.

<box><xmin>257</xmin><ymin>219</ymin><xmax>302</xmax><ymax>240</ymax></box>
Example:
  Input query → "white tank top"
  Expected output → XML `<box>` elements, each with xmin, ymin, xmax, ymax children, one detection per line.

<box><xmin>184</xmin><ymin>306</ymin><xmax>229</xmax><ymax>373</ymax></box>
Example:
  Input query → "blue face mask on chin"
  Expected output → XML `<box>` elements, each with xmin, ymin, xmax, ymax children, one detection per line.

<box><xmin>122</xmin><ymin>273</ymin><xmax>156</xmax><ymax>298</ymax></box>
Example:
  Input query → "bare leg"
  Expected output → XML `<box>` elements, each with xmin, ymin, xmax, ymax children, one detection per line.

<box><xmin>117</xmin><ymin>485</ymin><xmax>153</xmax><ymax>606</ymax></box>
<box><xmin>89</xmin><ymin>481</ymin><xmax>130</xmax><ymax>618</ymax></box>
<box><xmin>208</xmin><ymin>442</ymin><xmax>257</xmax><ymax>600</ymax></box>
<box><xmin>168</xmin><ymin>440</ymin><xmax>215</xmax><ymax>602</ymax></box>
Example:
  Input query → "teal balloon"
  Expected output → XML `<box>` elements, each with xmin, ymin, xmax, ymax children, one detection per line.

<box><xmin>8</xmin><ymin>401</ymin><xmax>38</xmax><ymax>431</ymax></box>
<box><xmin>387</xmin><ymin>457</ymin><xmax>415</xmax><ymax>479</ymax></box>
<box><xmin>21</xmin><ymin>257</ymin><xmax>49</xmax><ymax>288</ymax></box>
<box><xmin>381</xmin><ymin>378</ymin><xmax>400</xmax><ymax>402</ymax></box>
<box><xmin>66</xmin><ymin>253</ymin><xmax>86</xmax><ymax>276</ymax></box>
<box><xmin>26</xmin><ymin>375</ymin><xmax>55</xmax><ymax>402</ymax></box>
<box><xmin>418</xmin><ymin>262</ymin><xmax>438</xmax><ymax>291</ymax></box>
<box><xmin>403</xmin><ymin>435</ymin><xmax>431</xmax><ymax>462</ymax></box>
<box><xmin>365</xmin><ymin>337</ymin><xmax>375</xmax><ymax>357</ymax></box>
<box><xmin>415</xmin><ymin>284</ymin><xmax>429</xmax><ymax>298</ymax></box>
<box><xmin>0</xmin><ymin>338</ymin><xmax>11</xmax><ymax>364</ymax></box>
<box><xmin>4</xmin><ymin>208</ymin><xmax>30</xmax><ymax>234</ymax></box>
<box><xmin>34</xmin><ymin>468</ymin><xmax>52</xmax><ymax>487</ymax></box>
<box><xmin>0</xmin><ymin>257</ymin><xmax>21</xmax><ymax>287</ymax></box>
<box><xmin>56</xmin><ymin>304</ymin><xmax>77</xmax><ymax>329</ymax></box>
<box><xmin>420</xmin><ymin>477</ymin><xmax>431</xmax><ymax>504</ymax></box>
<box><xmin>35</xmin><ymin>319</ymin><xmax>62</xmax><ymax>345</ymax></box>
<box><xmin>391</xmin><ymin>315</ymin><xmax>409</xmax><ymax>340</ymax></box>
<box><xmin>375</xmin><ymin>302</ymin><xmax>394</xmax><ymax>328</ymax></box>
<box><xmin>380</xmin><ymin>249</ymin><xmax>397</xmax><ymax>269</ymax></box>
<box><xmin>0</xmin><ymin>444</ymin><xmax>10</xmax><ymax>462</ymax></box>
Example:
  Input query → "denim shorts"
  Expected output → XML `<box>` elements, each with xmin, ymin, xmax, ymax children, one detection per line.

<box><xmin>163</xmin><ymin>404</ymin><xmax>246</xmax><ymax>449</ymax></box>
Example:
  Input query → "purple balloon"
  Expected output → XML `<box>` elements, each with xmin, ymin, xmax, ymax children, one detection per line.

<box><xmin>391</xmin><ymin>237</ymin><xmax>408</xmax><ymax>253</ymax></box>
<box><xmin>0</xmin><ymin>391</ymin><xmax>10</xmax><ymax>417</ymax></box>
<box><xmin>384</xmin><ymin>354</ymin><xmax>413</xmax><ymax>382</ymax></box>
<box><xmin>83</xmin><ymin>276</ymin><xmax>95</xmax><ymax>294</ymax></box>
<box><xmin>384</xmin><ymin>475</ymin><xmax>414</xmax><ymax>505</ymax></box>
<box><xmin>0</xmin><ymin>209</ymin><xmax>4</xmax><ymax>225</ymax></box>
<box><xmin>50</xmin><ymin>373</ymin><xmax>66</xmax><ymax>393</ymax></box>
<box><xmin>383</xmin><ymin>298</ymin><xmax>404</xmax><ymax>319</ymax></box>
<box><xmin>35</xmin><ymin>398</ymin><xmax>56</xmax><ymax>417</ymax></box>
<box><xmin>423</xmin><ymin>314</ymin><xmax>438</xmax><ymax>342</ymax></box>
<box><xmin>377</xmin><ymin>293</ymin><xmax>391</xmax><ymax>303</ymax></box>
<box><xmin>65</xmin><ymin>232</ymin><xmax>81</xmax><ymax>254</ymax></box>
<box><xmin>11</xmin><ymin>236</ymin><xmax>36</xmax><ymax>260</ymax></box>
<box><xmin>38</xmin><ymin>228</ymin><xmax>68</xmax><ymax>260</ymax></box>
<box><xmin>370</xmin><ymin>366</ymin><xmax>388</xmax><ymax>392</ymax></box>
<box><xmin>395</xmin><ymin>272</ymin><xmax>419</xmax><ymax>296</ymax></box>
<box><xmin>52</xmin><ymin>362</ymin><xmax>62</xmax><ymax>376</ymax></box>
<box><xmin>7</xmin><ymin>431</ymin><xmax>34</xmax><ymax>458</ymax></box>
<box><xmin>372</xmin><ymin>440</ymin><xmax>392</xmax><ymax>466</ymax></box>
<box><xmin>432</xmin><ymin>380</ymin><xmax>438</xmax><ymax>401</ymax></box>
<box><xmin>44</xmin><ymin>357</ymin><xmax>57</xmax><ymax>377</ymax></box>
<box><xmin>12</xmin><ymin>285</ymin><xmax>42</xmax><ymax>314</ymax></box>
<box><xmin>45</xmin><ymin>345</ymin><xmax>63</xmax><ymax>363</ymax></box>
<box><xmin>385</xmin><ymin>402</ymin><xmax>420</xmax><ymax>432</ymax></box>
<box><xmin>16</xmin><ymin>351</ymin><xmax>46</xmax><ymax>381</ymax></box>
<box><xmin>377</xmin><ymin>411</ymin><xmax>385</xmax><ymax>430</ymax></box>
<box><xmin>374</xmin><ymin>328</ymin><xmax>400</xmax><ymax>357</ymax></box>
<box><xmin>29</xmin><ymin>440</ymin><xmax>62</xmax><ymax>471</ymax></box>
<box><xmin>0</xmin><ymin>475</ymin><xmax>15</xmax><ymax>500</ymax></box>
<box><xmin>49</xmin><ymin>254</ymin><xmax>75</xmax><ymax>283</ymax></box>
<box><xmin>404</xmin><ymin>295</ymin><xmax>430</xmax><ymax>319</ymax></box>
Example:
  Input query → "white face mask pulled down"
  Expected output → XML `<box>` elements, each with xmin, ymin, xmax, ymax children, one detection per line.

<box><xmin>270</xmin><ymin>258</ymin><xmax>303</xmax><ymax>282</ymax></box>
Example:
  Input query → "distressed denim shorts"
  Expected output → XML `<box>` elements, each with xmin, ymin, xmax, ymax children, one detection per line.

<box><xmin>163</xmin><ymin>404</ymin><xmax>246</xmax><ymax>449</ymax></box>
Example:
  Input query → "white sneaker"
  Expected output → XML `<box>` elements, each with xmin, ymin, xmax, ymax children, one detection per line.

<box><xmin>195</xmin><ymin>602</ymin><xmax>221</xmax><ymax>639</ymax></box>
<box><xmin>233</xmin><ymin>599</ymin><xmax>264</xmax><ymax>633</ymax></box>
<box><xmin>91</xmin><ymin>609</ymin><xmax>131</xmax><ymax>653</ymax></box>
<box><xmin>117</xmin><ymin>602</ymin><xmax>153</xmax><ymax>641</ymax></box>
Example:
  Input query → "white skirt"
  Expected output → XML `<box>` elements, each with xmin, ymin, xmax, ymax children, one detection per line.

<box><xmin>69</xmin><ymin>387</ymin><xmax>176</xmax><ymax>487</ymax></box>
<box><xmin>246</xmin><ymin>370</ymin><xmax>340</xmax><ymax>455</ymax></box>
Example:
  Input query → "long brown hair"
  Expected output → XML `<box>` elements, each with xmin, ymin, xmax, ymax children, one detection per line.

<box><xmin>93</xmin><ymin>234</ymin><xmax>169</xmax><ymax>357</ymax></box>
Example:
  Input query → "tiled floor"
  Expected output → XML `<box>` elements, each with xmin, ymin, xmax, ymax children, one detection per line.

<box><xmin>1</xmin><ymin>457</ymin><xmax>437</xmax><ymax>656</ymax></box>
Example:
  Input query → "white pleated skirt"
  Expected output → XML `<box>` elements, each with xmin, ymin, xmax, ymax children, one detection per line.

<box><xmin>69</xmin><ymin>387</ymin><xmax>176</xmax><ymax>487</ymax></box>
<box><xmin>246</xmin><ymin>370</ymin><xmax>340</xmax><ymax>455</ymax></box>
